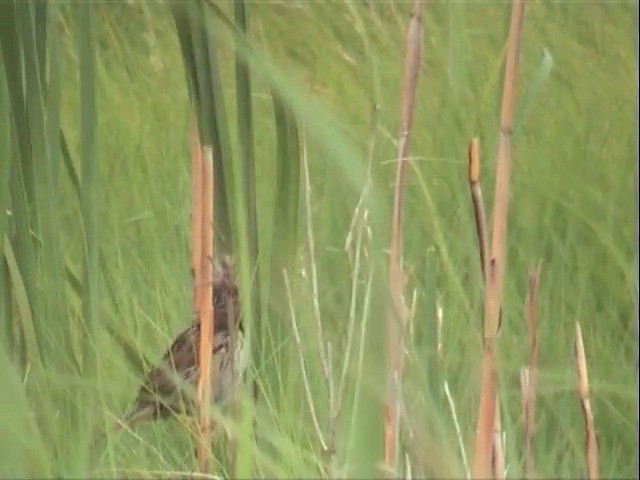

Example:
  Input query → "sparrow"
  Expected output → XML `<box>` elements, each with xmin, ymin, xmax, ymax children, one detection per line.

<box><xmin>115</xmin><ymin>256</ymin><xmax>249</xmax><ymax>431</ymax></box>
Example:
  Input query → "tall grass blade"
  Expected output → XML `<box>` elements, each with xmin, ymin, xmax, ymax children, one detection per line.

<box><xmin>60</xmin><ymin>95</ymin><xmax>145</xmax><ymax>378</ymax></box>
<box><xmin>385</xmin><ymin>1</ymin><xmax>425</xmax><ymax>474</ymax></box>
<box><xmin>0</xmin><ymin>58</ymin><xmax>12</xmax><ymax>355</ymax></box>
<box><xmin>0</xmin><ymin>1</ymin><xmax>37</xmax><ymax>212</ymax></box>
<box><xmin>2</xmin><ymin>237</ymin><xmax>41</xmax><ymax>369</ymax></box>
<box><xmin>271</xmin><ymin>92</ymin><xmax>301</xmax><ymax>267</ymax></box>
<box><xmin>172</xmin><ymin>0</ymin><xmax>233</xmax><ymax>252</ymax></box>
<box><xmin>233</xmin><ymin>1</ymin><xmax>258</xmax><ymax>476</ymax></box>
<box><xmin>234</xmin><ymin>0</ymin><xmax>257</xmax><ymax>267</ymax></box>
<box><xmin>64</xmin><ymin>261</ymin><xmax>150</xmax><ymax>378</ymax></box>
<box><xmin>1</xmin><ymin>1</ymin><xmax>41</xmax><ymax>364</ymax></box>
<box><xmin>0</xmin><ymin>18</ymin><xmax>14</xmax><ymax>243</ymax></box>
<box><xmin>36</xmin><ymin>2</ymin><xmax>77</xmax><ymax>373</ymax></box>
<box><xmin>0</xmin><ymin>345</ymin><xmax>50</xmax><ymax>477</ymax></box>
<box><xmin>471</xmin><ymin>0</ymin><xmax>526</xmax><ymax>477</ymax></box>
<box><xmin>78</xmin><ymin>0</ymin><xmax>99</xmax><ymax>375</ymax></box>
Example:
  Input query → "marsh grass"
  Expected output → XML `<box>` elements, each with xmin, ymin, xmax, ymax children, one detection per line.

<box><xmin>0</xmin><ymin>1</ymin><xmax>636</xmax><ymax>479</ymax></box>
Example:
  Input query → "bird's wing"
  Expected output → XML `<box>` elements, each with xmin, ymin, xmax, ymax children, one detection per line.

<box><xmin>139</xmin><ymin>325</ymin><xmax>199</xmax><ymax>403</ymax></box>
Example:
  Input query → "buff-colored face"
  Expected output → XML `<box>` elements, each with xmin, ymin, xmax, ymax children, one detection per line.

<box><xmin>212</xmin><ymin>255</ymin><xmax>240</xmax><ymax>330</ymax></box>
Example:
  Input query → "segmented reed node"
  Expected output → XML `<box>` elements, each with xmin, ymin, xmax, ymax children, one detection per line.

<box><xmin>471</xmin><ymin>0</ymin><xmax>525</xmax><ymax>477</ymax></box>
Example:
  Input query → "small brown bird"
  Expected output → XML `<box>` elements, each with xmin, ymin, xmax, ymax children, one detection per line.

<box><xmin>115</xmin><ymin>256</ymin><xmax>249</xmax><ymax>431</ymax></box>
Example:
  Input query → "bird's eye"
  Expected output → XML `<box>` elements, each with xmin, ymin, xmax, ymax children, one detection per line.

<box><xmin>213</xmin><ymin>289</ymin><xmax>224</xmax><ymax>309</ymax></box>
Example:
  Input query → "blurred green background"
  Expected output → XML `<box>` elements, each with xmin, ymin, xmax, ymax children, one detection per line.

<box><xmin>0</xmin><ymin>1</ymin><xmax>636</xmax><ymax>479</ymax></box>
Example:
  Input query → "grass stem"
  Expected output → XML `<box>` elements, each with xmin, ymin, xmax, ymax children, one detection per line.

<box><xmin>384</xmin><ymin>1</ymin><xmax>425</xmax><ymax>473</ymax></box>
<box><xmin>471</xmin><ymin>1</ymin><xmax>526</xmax><ymax>477</ymax></box>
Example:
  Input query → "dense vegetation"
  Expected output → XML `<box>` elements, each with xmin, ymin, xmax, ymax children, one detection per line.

<box><xmin>0</xmin><ymin>2</ymin><xmax>636</xmax><ymax>478</ymax></box>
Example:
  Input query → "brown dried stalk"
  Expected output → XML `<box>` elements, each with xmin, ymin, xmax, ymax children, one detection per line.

<box><xmin>522</xmin><ymin>269</ymin><xmax>540</xmax><ymax>479</ymax></box>
<box><xmin>192</xmin><ymin>116</ymin><xmax>215</xmax><ymax>473</ymax></box>
<box><xmin>190</xmin><ymin>114</ymin><xmax>203</xmax><ymax>314</ymax></box>
<box><xmin>574</xmin><ymin>322</ymin><xmax>599</xmax><ymax>480</ymax></box>
<box><xmin>468</xmin><ymin>138</ymin><xmax>489</xmax><ymax>283</ymax></box>
<box><xmin>468</xmin><ymin>138</ymin><xmax>504</xmax><ymax>480</ymax></box>
<box><xmin>471</xmin><ymin>0</ymin><xmax>526</xmax><ymax>478</ymax></box>
<box><xmin>385</xmin><ymin>0</ymin><xmax>425</xmax><ymax>475</ymax></box>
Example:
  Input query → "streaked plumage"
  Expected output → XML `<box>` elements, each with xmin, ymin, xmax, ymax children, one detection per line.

<box><xmin>116</xmin><ymin>256</ymin><xmax>249</xmax><ymax>430</ymax></box>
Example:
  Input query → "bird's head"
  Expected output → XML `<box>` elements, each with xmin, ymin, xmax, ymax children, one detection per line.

<box><xmin>212</xmin><ymin>255</ymin><xmax>242</xmax><ymax>332</ymax></box>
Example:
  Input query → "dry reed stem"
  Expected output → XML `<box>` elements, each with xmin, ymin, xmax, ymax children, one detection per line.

<box><xmin>190</xmin><ymin>114</ymin><xmax>203</xmax><ymax>314</ymax></box>
<box><xmin>574</xmin><ymin>321</ymin><xmax>599</xmax><ymax>480</ymax></box>
<box><xmin>195</xmin><ymin>138</ymin><xmax>215</xmax><ymax>473</ymax></box>
<box><xmin>471</xmin><ymin>1</ymin><xmax>525</xmax><ymax>478</ymax></box>
<box><xmin>468</xmin><ymin>137</ymin><xmax>493</xmax><ymax>476</ymax></box>
<box><xmin>384</xmin><ymin>1</ymin><xmax>425</xmax><ymax>474</ymax></box>
<box><xmin>468</xmin><ymin>138</ymin><xmax>505</xmax><ymax>480</ymax></box>
<box><xmin>492</xmin><ymin>400</ymin><xmax>505</xmax><ymax>480</ymax></box>
<box><xmin>468</xmin><ymin>138</ymin><xmax>489</xmax><ymax>283</ymax></box>
<box><xmin>522</xmin><ymin>269</ymin><xmax>540</xmax><ymax>479</ymax></box>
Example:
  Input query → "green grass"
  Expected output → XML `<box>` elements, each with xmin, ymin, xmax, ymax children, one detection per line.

<box><xmin>1</xmin><ymin>1</ymin><xmax>636</xmax><ymax>478</ymax></box>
